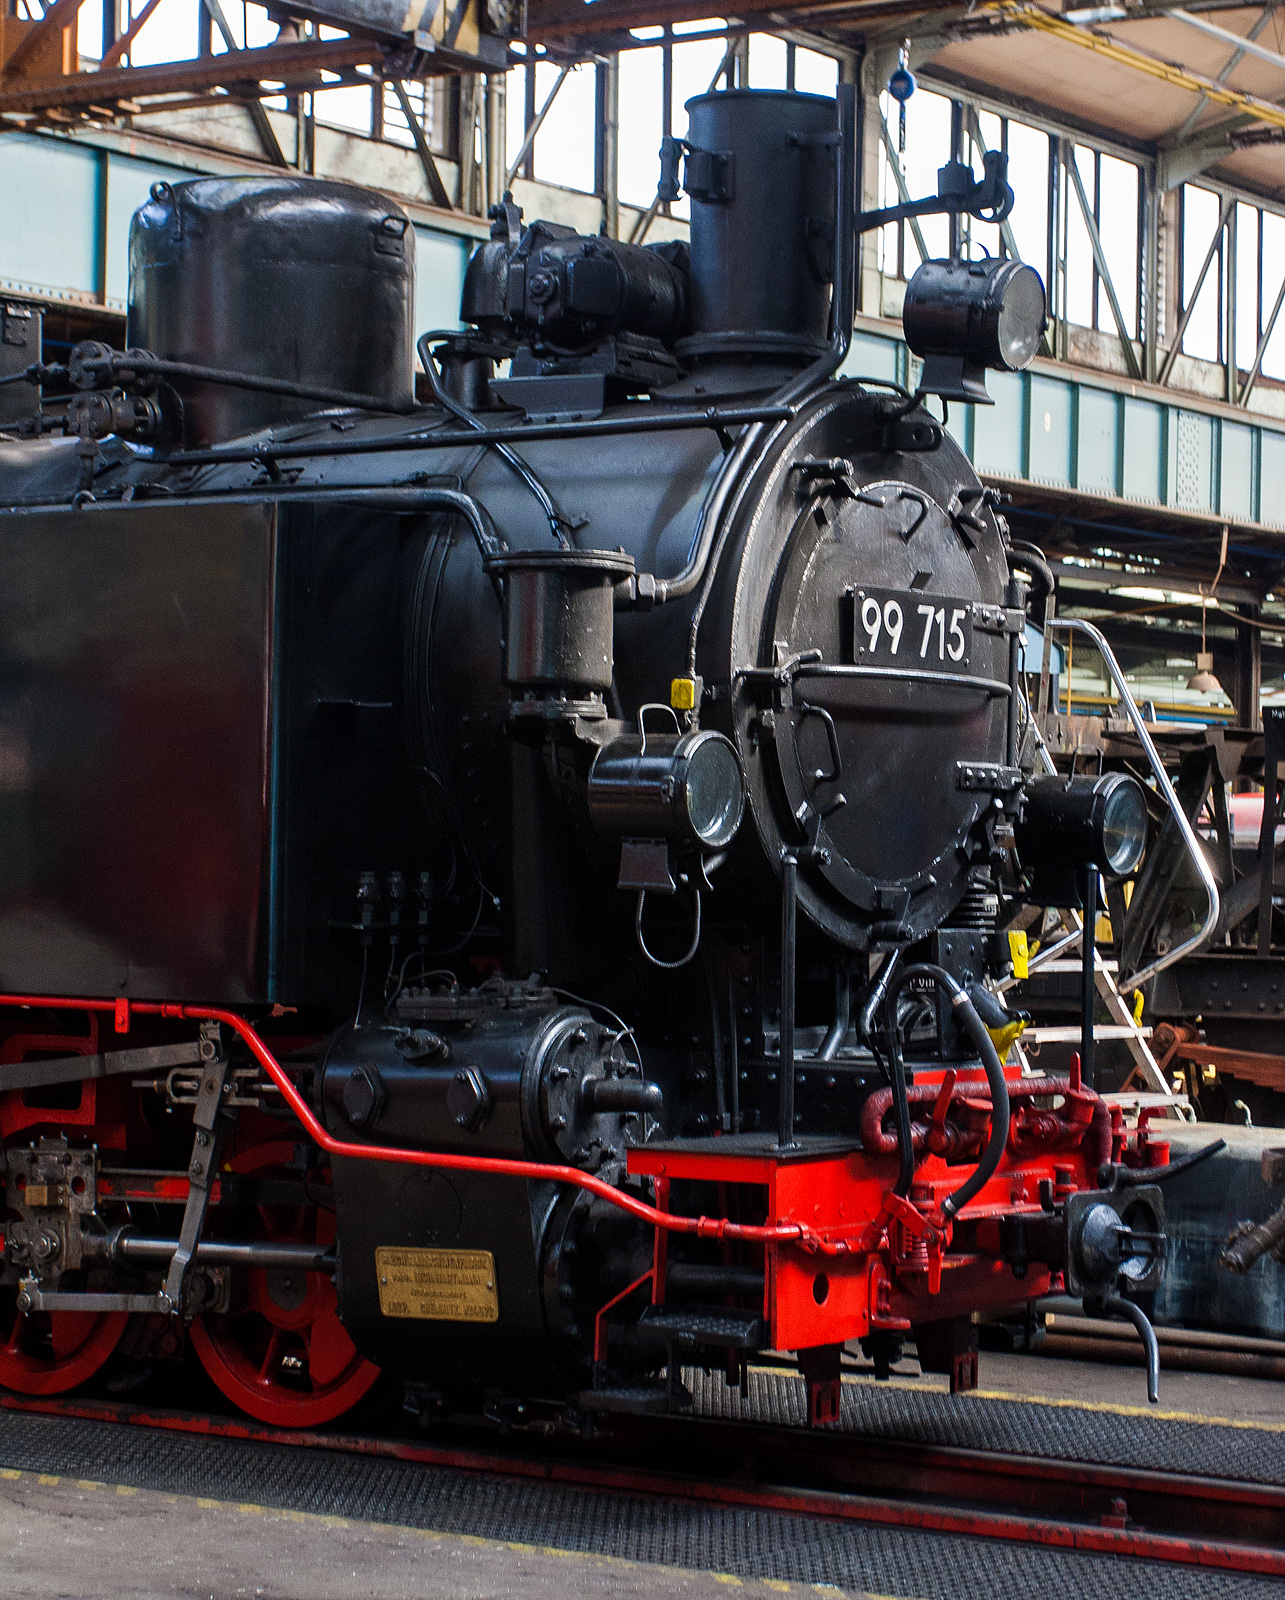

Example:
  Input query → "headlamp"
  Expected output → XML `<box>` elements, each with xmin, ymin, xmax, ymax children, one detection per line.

<box><xmin>588</xmin><ymin>728</ymin><xmax>745</xmax><ymax>850</ymax></box>
<box><xmin>1016</xmin><ymin>772</ymin><xmax>1148</xmax><ymax>908</ymax></box>
<box><xmin>903</xmin><ymin>257</ymin><xmax>1047</xmax><ymax>403</ymax></box>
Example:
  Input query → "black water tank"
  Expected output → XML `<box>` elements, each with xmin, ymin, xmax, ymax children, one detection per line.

<box><xmin>681</xmin><ymin>89</ymin><xmax>837</xmax><ymax>361</ymax></box>
<box><xmin>127</xmin><ymin>176</ymin><xmax>415</xmax><ymax>446</ymax></box>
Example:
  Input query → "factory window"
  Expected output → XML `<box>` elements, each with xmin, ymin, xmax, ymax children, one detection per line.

<box><xmin>504</xmin><ymin>49</ymin><xmax>598</xmax><ymax>194</ymax></box>
<box><xmin>1170</xmin><ymin>187</ymin><xmax>1285</xmax><ymax>384</ymax></box>
<box><xmin>383</xmin><ymin>78</ymin><xmax>457</xmax><ymax>160</ymax></box>
<box><xmin>1261</xmin><ymin>211</ymin><xmax>1285</xmax><ymax>381</ymax></box>
<box><xmin>1063</xmin><ymin>146</ymin><xmax>1140</xmax><ymax>341</ymax></box>
<box><xmin>510</xmin><ymin>27</ymin><xmax>839</xmax><ymax>217</ymax></box>
<box><xmin>876</xmin><ymin>92</ymin><xmax>1045</xmax><ymax>282</ymax></box>
<box><xmin>1178</xmin><ymin>184</ymin><xmax>1224</xmax><ymax>364</ymax></box>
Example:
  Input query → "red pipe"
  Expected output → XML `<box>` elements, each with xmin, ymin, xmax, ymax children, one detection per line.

<box><xmin>0</xmin><ymin>994</ymin><xmax>814</xmax><ymax>1249</ymax></box>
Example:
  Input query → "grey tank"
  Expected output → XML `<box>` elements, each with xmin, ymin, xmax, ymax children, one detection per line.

<box><xmin>128</xmin><ymin>176</ymin><xmax>416</xmax><ymax>446</ymax></box>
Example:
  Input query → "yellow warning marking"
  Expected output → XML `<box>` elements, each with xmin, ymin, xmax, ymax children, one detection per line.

<box><xmin>840</xmin><ymin>1370</ymin><xmax>1285</xmax><ymax>1433</ymax></box>
<box><xmin>76</xmin><ymin>1479</ymin><xmax>101</xmax><ymax>1490</ymax></box>
<box><xmin>198</xmin><ymin>1497</ymin><xmax>222</xmax><ymax>1510</ymax></box>
<box><xmin>969</xmin><ymin>1384</ymin><xmax>1285</xmax><ymax>1433</ymax></box>
<box><xmin>0</xmin><ymin>1468</ymin><xmax>20</xmax><ymax>1481</ymax></box>
<box><xmin>762</xmin><ymin>1583</ymin><xmax>792</xmax><ymax>1594</ymax></box>
<box><xmin>714</xmin><ymin>1577</ymin><xmax>744</xmax><ymax>1587</ymax></box>
<box><xmin>115</xmin><ymin>1485</ymin><xmax>137</xmax><ymax>1497</ymax></box>
<box><xmin>238</xmin><ymin>1503</ymin><xmax>264</xmax><ymax>1515</ymax></box>
<box><xmin>37</xmin><ymin>1474</ymin><xmax>59</xmax><ymax>1485</ymax></box>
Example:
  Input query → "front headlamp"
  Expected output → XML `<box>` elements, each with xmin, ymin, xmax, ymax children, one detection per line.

<box><xmin>1015</xmin><ymin>772</ymin><xmax>1148</xmax><ymax>908</ymax></box>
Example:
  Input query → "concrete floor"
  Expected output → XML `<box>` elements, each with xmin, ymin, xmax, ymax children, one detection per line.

<box><xmin>2</xmin><ymin>1349</ymin><xmax>1284</xmax><ymax>1600</ymax></box>
<box><xmin>890</xmin><ymin>1347</ymin><xmax>1285</xmax><ymax>1427</ymax></box>
<box><xmin>0</xmin><ymin>1471</ymin><xmax>810</xmax><ymax>1600</ymax></box>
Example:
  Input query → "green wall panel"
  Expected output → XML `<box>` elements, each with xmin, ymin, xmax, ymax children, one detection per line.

<box><xmin>844</xmin><ymin>330</ymin><xmax>899</xmax><ymax>384</ymax></box>
<box><xmin>0</xmin><ymin>135</ymin><xmax>102</xmax><ymax>298</ymax></box>
<box><xmin>104</xmin><ymin>153</ymin><xmax>186</xmax><ymax>308</ymax></box>
<box><xmin>1028</xmin><ymin>374</ymin><xmax>1073</xmax><ymax>486</ymax></box>
<box><xmin>1122</xmin><ymin>397</ymin><xmax>1164</xmax><ymax>505</ymax></box>
<box><xmin>1219</xmin><ymin>421</ymin><xmax>1255</xmax><ymax>522</ymax></box>
<box><xmin>413</xmin><ymin>225</ymin><xmax>471</xmax><ymax>338</ymax></box>
<box><xmin>1077</xmin><ymin>386</ymin><xmax>1119</xmax><ymax>495</ymax></box>
<box><xmin>1262</xmin><ymin>430</ymin><xmax>1285</xmax><ymax>528</ymax></box>
<box><xmin>973</xmin><ymin>368</ymin><xmax>1024</xmax><ymax>478</ymax></box>
<box><xmin>1174</xmin><ymin>410</ymin><xmax>1214</xmax><ymax>511</ymax></box>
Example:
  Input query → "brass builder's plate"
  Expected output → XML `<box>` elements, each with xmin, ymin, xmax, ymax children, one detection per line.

<box><xmin>374</xmin><ymin>1246</ymin><xmax>499</xmax><ymax>1322</ymax></box>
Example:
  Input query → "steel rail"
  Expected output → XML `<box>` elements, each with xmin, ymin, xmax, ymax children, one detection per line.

<box><xmin>1</xmin><ymin>1391</ymin><xmax>1282</xmax><ymax>1576</ymax></box>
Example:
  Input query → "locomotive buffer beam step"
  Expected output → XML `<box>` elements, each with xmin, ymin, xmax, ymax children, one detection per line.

<box><xmin>635</xmin><ymin>1304</ymin><xmax>765</xmax><ymax>1352</ymax></box>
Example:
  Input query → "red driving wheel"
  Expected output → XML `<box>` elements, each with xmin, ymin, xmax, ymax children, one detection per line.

<box><xmin>189</xmin><ymin>1139</ymin><xmax>380</xmax><ymax>1427</ymax></box>
<box><xmin>0</xmin><ymin>1294</ymin><xmax>127</xmax><ymax>1396</ymax></box>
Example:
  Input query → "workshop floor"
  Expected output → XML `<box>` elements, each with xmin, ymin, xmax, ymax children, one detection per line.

<box><xmin>1</xmin><ymin>1350</ymin><xmax>1281</xmax><ymax>1600</ymax></box>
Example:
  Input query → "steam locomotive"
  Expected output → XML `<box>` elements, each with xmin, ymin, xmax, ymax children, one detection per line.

<box><xmin>0</xmin><ymin>86</ymin><xmax>1169</xmax><ymax>1428</ymax></box>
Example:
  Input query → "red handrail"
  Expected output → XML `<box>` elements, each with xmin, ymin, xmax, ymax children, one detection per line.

<box><xmin>0</xmin><ymin>994</ymin><xmax>817</xmax><ymax>1249</ymax></box>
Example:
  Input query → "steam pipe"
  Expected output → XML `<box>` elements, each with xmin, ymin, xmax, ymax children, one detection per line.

<box><xmin>818</xmin><ymin>963</ymin><xmax>851</xmax><ymax>1062</ymax></box>
<box><xmin>1090</xmin><ymin>1293</ymin><xmax>1161</xmax><ymax>1403</ymax></box>
<box><xmin>0</xmin><ymin>993</ymin><xmax>818</xmax><ymax>1251</ymax></box>
<box><xmin>157</xmin><ymin>403</ymin><xmax>796</xmax><ymax>470</ymax></box>
<box><xmin>1047</xmin><ymin>618</ymin><xmax>1219</xmax><ymax>991</ymax></box>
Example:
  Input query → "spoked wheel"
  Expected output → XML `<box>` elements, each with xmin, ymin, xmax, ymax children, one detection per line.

<box><xmin>0</xmin><ymin>1293</ymin><xmax>127</xmax><ymax>1396</ymax></box>
<box><xmin>189</xmin><ymin>1139</ymin><xmax>379</xmax><ymax>1427</ymax></box>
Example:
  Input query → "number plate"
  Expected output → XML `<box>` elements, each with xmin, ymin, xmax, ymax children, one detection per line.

<box><xmin>375</xmin><ymin>1246</ymin><xmax>499</xmax><ymax>1322</ymax></box>
<box><xmin>849</xmin><ymin>586</ymin><xmax>972</xmax><ymax>670</ymax></box>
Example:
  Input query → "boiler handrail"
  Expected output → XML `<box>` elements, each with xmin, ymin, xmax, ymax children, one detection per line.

<box><xmin>1047</xmin><ymin>616</ymin><xmax>1219</xmax><ymax>991</ymax></box>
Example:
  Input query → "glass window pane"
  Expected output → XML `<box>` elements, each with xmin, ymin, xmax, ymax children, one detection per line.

<box><xmin>1182</xmin><ymin>184</ymin><xmax>1223</xmax><ymax>362</ymax></box>
<box><xmin>78</xmin><ymin>0</ymin><xmax>103</xmax><ymax>60</ymax></box>
<box><xmin>1064</xmin><ymin>145</ymin><xmax>1095</xmax><ymax>329</ymax></box>
<box><xmin>505</xmin><ymin>60</ymin><xmax>527</xmax><ymax>175</ymax></box>
<box><xmin>1005</xmin><ymin>121</ymin><xmax>1048</xmax><ymax>277</ymax></box>
<box><xmin>1262</xmin><ymin>211</ymin><xmax>1285</xmax><ymax>381</ymax></box>
<box><xmin>618</xmin><ymin>44</ymin><xmax>663</xmax><ymax>207</ymax></box>
<box><xmin>532</xmin><ymin>59</ymin><xmax>597</xmax><ymax>193</ymax></box>
<box><xmin>898</xmin><ymin>86</ymin><xmax>952</xmax><ymax>261</ymax></box>
<box><xmin>128</xmin><ymin>0</ymin><xmax>198</xmax><ymax>64</ymax></box>
<box><xmin>386</xmin><ymin>79</ymin><xmax>452</xmax><ymax>158</ymax></box>
<box><xmin>313</xmin><ymin>83</ymin><xmax>372</xmax><ymax>136</ymax></box>
<box><xmin>748</xmin><ymin>33</ymin><xmax>786</xmax><ymax>88</ymax></box>
<box><xmin>1098</xmin><ymin>152</ymin><xmax>1138</xmax><ymax>337</ymax></box>
<box><xmin>1236</xmin><ymin>202</ymin><xmax>1260</xmax><ymax>375</ymax></box>
<box><xmin>793</xmin><ymin>47</ymin><xmax>837</xmax><ymax>96</ymax></box>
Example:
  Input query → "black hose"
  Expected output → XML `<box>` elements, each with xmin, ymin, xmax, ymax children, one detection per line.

<box><xmin>1098</xmin><ymin>1137</ymin><xmax>1225</xmax><ymax>1190</ymax></box>
<box><xmin>1006</xmin><ymin>542</ymin><xmax>1056</xmax><ymax>607</ymax></box>
<box><xmin>880</xmin><ymin>963</ymin><xmax>1010</xmax><ymax>1217</ymax></box>
<box><xmin>417</xmin><ymin>332</ymin><xmax>571</xmax><ymax>549</ymax></box>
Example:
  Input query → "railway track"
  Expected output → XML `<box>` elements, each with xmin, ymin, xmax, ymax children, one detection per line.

<box><xmin>1</xmin><ymin>1386</ymin><xmax>1281</xmax><ymax>1581</ymax></box>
